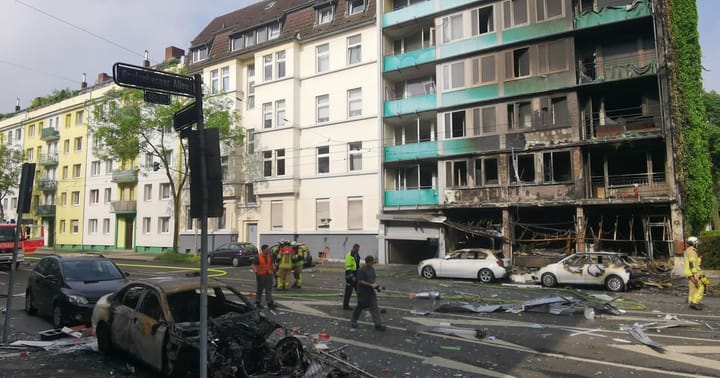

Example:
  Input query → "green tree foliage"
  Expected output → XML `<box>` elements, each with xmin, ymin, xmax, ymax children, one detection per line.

<box><xmin>0</xmin><ymin>144</ymin><xmax>25</xmax><ymax>222</ymax></box>
<box><xmin>29</xmin><ymin>88</ymin><xmax>79</xmax><ymax>110</ymax></box>
<box><xmin>90</xmin><ymin>82</ymin><xmax>241</xmax><ymax>252</ymax></box>
<box><xmin>704</xmin><ymin>90</ymin><xmax>720</xmax><ymax>229</ymax></box>
<box><xmin>667</xmin><ymin>0</ymin><xmax>712</xmax><ymax>233</ymax></box>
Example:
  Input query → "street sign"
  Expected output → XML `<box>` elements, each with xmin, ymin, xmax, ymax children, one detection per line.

<box><xmin>144</xmin><ymin>91</ymin><xmax>171</xmax><ymax>105</ymax></box>
<box><xmin>173</xmin><ymin>102</ymin><xmax>197</xmax><ymax>132</ymax></box>
<box><xmin>113</xmin><ymin>62</ymin><xmax>195</xmax><ymax>97</ymax></box>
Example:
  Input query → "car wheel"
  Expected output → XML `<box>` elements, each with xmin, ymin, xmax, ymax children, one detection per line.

<box><xmin>605</xmin><ymin>275</ymin><xmax>626</xmax><ymax>292</ymax></box>
<box><xmin>232</xmin><ymin>257</ymin><xmax>241</xmax><ymax>267</ymax></box>
<box><xmin>421</xmin><ymin>266</ymin><xmax>436</xmax><ymax>279</ymax></box>
<box><xmin>478</xmin><ymin>268</ymin><xmax>495</xmax><ymax>283</ymax></box>
<box><xmin>96</xmin><ymin>322</ymin><xmax>113</xmax><ymax>354</ymax></box>
<box><xmin>52</xmin><ymin>304</ymin><xmax>64</xmax><ymax>329</ymax></box>
<box><xmin>207</xmin><ymin>256</ymin><xmax>213</xmax><ymax>265</ymax></box>
<box><xmin>24</xmin><ymin>290</ymin><xmax>37</xmax><ymax>316</ymax></box>
<box><xmin>541</xmin><ymin>273</ymin><xmax>557</xmax><ymax>288</ymax></box>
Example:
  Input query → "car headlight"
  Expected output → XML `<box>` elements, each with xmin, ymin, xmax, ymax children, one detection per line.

<box><xmin>67</xmin><ymin>295</ymin><xmax>89</xmax><ymax>305</ymax></box>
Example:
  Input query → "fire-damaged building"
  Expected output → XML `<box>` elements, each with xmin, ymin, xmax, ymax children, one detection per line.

<box><xmin>377</xmin><ymin>0</ymin><xmax>683</xmax><ymax>266</ymax></box>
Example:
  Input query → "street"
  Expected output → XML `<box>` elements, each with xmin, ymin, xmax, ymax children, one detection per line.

<box><xmin>2</xmin><ymin>254</ymin><xmax>720</xmax><ymax>377</ymax></box>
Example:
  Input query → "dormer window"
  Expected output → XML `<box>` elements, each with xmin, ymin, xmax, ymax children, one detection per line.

<box><xmin>317</xmin><ymin>5</ymin><xmax>334</xmax><ymax>24</ymax></box>
<box><xmin>348</xmin><ymin>0</ymin><xmax>365</xmax><ymax>15</ymax></box>
<box><xmin>192</xmin><ymin>47</ymin><xmax>208</xmax><ymax>63</ymax></box>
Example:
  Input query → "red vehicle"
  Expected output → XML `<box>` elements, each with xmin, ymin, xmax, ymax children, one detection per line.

<box><xmin>0</xmin><ymin>224</ymin><xmax>44</xmax><ymax>268</ymax></box>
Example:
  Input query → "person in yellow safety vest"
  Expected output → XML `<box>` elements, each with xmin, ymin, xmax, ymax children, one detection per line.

<box><xmin>292</xmin><ymin>242</ymin><xmax>308</xmax><ymax>288</ymax></box>
<box><xmin>270</xmin><ymin>243</ymin><xmax>281</xmax><ymax>288</ymax></box>
<box><xmin>276</xmin><ymin>241</ymin><xmax>294</xmax><ymax>290</ymax></box>
<box><xmin>684</xmin><ymin>236</ymin><xmax>706</xmax><ymax>310</ymax></box>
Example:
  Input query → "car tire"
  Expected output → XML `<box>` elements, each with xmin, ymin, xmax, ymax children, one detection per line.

<box><xmin>207</xmin><ymin>256</ymin><xmax>213</xmax><ymax>265</ymax></box>
<box><xmin>24</xmin><ymin>290</ymin><xmax>37</xmax><ymax>316</ymax></box>
<box><xmin>96</xmin><ymin>322</ymin><xmax>113</xmax><ymax>354</ymax></box>
<box><xmin>478</xmin><ymin>268</ymin><xmax>495</xmax><ymax>283</ymax></box>
<box><xmin>541</xmin><ymin>273</ymin><xmax>557</xmax><ymax>288</ymax></box>
<box><xmin>421</xmin><ymin>266</ymin><xmax>436</xmax><ymax>279</ymax></box>
<box><xmin>172</xmin><ymin>347</ymin><xmax>200</xmax><ymax>377</ymax></box>
<box><xmin>605</xmin><ymin>275</ymin><xmax>626</xmax><ymax>292</ymax></box>
<box><xmin>52</xmin><ymin>304</ymin><xmax>64</xmax><ymax>329</ymax></box>
<box><xmin>232</xmin><ymin>257</ymin><xmax>241</xmax><ymax>267</ymax></box>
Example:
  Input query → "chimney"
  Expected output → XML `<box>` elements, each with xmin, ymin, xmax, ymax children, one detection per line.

<box><xmin>143</xmin><ymin>50</ymin><xmax>150</xmax><ymax>68</ymax></box>
<box><xmin>15</xmin><ymin>98</ymin><xmax>20</xmax><ymax>112</ymax></box>
<box><xmin>81</xmin><ymin>72</ymin><xmax>87</xmax><ymax>89</ymax></box>
<box><xmin>97</xmin><ymin>72</ymin><xmax>111</xmax><ymax>84</ymax></box>
<box><xmin>165</xmin><ymin>46</ymin><xmax>185</xmax><ymax>61</ymax></box>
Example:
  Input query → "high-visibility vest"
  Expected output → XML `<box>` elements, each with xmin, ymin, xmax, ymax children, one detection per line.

<box><xmin>256</xmin><ymin>253</ymin><xmax>273</xmax><ymax>276</ymax></box>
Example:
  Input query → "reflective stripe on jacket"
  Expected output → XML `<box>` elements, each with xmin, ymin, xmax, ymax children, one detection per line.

<box><xmin>256</xmin><ymin>253</ymin><xmax>273</xmax><ymax>276</ymax></box>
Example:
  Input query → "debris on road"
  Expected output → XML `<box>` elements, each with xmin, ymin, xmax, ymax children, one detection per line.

<box><xmin>627</xmin><ymin>323</ymin><xmax>665</xmax><ymax>351</ymax></box>
<box><xmin>410</xmin><ymin>291</ymin><xmax>441</xmax><ymax>299</ymax></box>
<box><xmin>406</xmin><ymin>324</ymin><xmax>486</xmax><ymax>340</ymax></box>
<box><xmin>410</xmin><ymin>309</ymin><xmax>431</xmax><ymax>316</ymax></box>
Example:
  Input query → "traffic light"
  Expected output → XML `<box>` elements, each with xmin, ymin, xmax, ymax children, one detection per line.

<box><xmin>188</xmin><ymin>128</ymin><xmax>223</xmax><ymax>218</ymax></box>
<box><xmin>153</xmin><ymin>162</ymin><xmax>161</xmax><ymax>171</ymax></box>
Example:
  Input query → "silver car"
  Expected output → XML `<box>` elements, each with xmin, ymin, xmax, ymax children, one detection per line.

<box><xmin>418</xmin><ymin>249</ymin><xmax>508</xmax><ymax>283</ymax></box>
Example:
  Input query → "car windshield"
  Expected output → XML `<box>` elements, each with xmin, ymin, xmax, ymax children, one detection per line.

<box><xmin>167</xmin><ymin>285</ymin><xmax>253</xmax><ymax>323</ymax></box>
<box><xmin>0</xmin><ymin>227</ymin><xmax>15</xmax><ymax>242</ymax></box>
<box><xmin>61</xmin><ymin>259</ymin><xmax>125</xmax><ymax>282</ymax></box>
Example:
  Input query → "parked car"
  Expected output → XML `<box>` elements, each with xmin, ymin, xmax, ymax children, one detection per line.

<box><xmin>534</xmin><ymin>252</ymin><xmax>632</xmax><ymax>292</ymax></box>
<box><xmin>207</xmin><ymin>242</ymin><xmax>258</xmax><ymax>267</ymax></box>
<box><xmin>25</xmin><ymin>254</ymin><xmax>128</xmax><ymax>328</ymax></box>
<box><xmin>418</xmin><ymin>248</ymin><xmax>508</xmax><ymax>283</ymax></box>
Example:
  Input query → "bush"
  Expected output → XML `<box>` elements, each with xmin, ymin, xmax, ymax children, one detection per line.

<box><xmin>154</xmin><ymin>252</ymin><xmax>200</xmax><ymax>264</ymax></box>
<box><xmin>698</xmin><ymin>231</ymin><xmax>720</xmax><ymax>269</ymax></box>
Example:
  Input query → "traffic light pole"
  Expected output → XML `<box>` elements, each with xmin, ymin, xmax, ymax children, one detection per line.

<box><xmin>194</xmin><ymin>74</ymin><xmax>209</xmax><ymax>378</ymax></box>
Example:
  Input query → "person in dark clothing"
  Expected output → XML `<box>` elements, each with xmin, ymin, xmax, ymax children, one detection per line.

<box><xmin>342</xmin><ymin>243</ymin><xmax>361</xmax><ymax>310</ymax></box>
<box><xmin>350</xmin><ymin>256</ymin><xmax>385</xmax><ymax>331</ymax></box>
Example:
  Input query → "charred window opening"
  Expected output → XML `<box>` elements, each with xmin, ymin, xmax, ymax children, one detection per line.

<box><xmin>472</xmin><ymin>6</ymin><xmax>495</xmax><ymax>35</ymax></box>
<box><xmin>472</xmin><ymin>106</ymin><xmax>497</xmax><ymax>134</ymax></box>
<box><xmin>139</xmin><ymin>291</ymin><xmax>164</xmax><ymax>320</ymax></box>
<box><xmin>510</xmin><ymin>154</ymin><xmax>535</xmax><ymax>183</ymax></box>
<box><xmin>120</xmin><ymin>285</ymin><xmax>144</xmax><ymax>309</ymax></box>
<box><xmin>505</xmin><ymin>47</ymin><xmax>530</xmax><ymax>79</ymax></box>
<box><xmin>543</xmin><ymin>151</ymin><xmax>572</xmax><ymax>183</ymax></box>
<box><xmin>508</xmin><ymin>101</ymin><xmax>532</xmax><ymax>129</ymax></box>
<box><xmin>446</xmin><ymin>160</ymin><xmax>468</xmax><ymax>188</ymax></box>
<box><xmin>392</xmin><ymin>163</ymin><xmax>435</xmax><ymax>190</ymax></box>
<box><xmin>445</xmin><ymin>110</ymin><xmax>466</xmax><ymax>138</ymax></box>
<box><xmin>475</xmin><ymin>157</ymin><xmax>499</xmax><ymax>186</ymax></box>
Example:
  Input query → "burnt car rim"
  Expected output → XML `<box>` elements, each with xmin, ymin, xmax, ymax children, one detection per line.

<box><xmin>606</xmin><ymin>276</ymin><xmax>625</xmax><ymax>292</ymax></box>
<box><xmin>541</xmin><ymin>273</ymin><xmax>557</xmax><ymax>287</ymax></box>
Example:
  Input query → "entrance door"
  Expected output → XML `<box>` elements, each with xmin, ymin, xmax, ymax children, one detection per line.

<box><xmin>246</xmin><ymin>223</ymin><xmax>257</xmax><ymax>245</ymax></box>
<box><xmin>47</xmin><ymin>220</ymin><xmax>55</xmax><ymax>247</ymax></box>
<box><xmin>124</xmin><ymin>217</ymin><xmax>134</xmax><ymax>249</ymax></box>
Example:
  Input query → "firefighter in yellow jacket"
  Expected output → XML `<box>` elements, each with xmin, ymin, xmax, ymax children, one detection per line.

<box><xmin>291</xmin><ymin>242</ymin><xmax>308</xmax><ymax>288</ymax></box>
<box><xmin>684</xmin><ymin>236</ymin><xmax>706</xmax><ymax>310</ymax></box>
<box><xmin>276</xmin><ymin>241</ymin><xmax>294</xmax><ymax>290</ymax></box>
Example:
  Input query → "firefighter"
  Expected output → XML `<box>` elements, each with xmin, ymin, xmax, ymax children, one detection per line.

<box><xmin>292</xmin><ymin>242</ymin><xmax>308</xmax><ymax>288</ymax></box>
<box><xmin>276</xmin><ymin>240</ymin><xmax>294</xmax><ymax>290</ymax></box>
<box><xmin>684</xmin><ymin>236</ymin><xmax>705</xmax><ymax>310</ymax></box>
<box><xmin>270</xmin><ymin>243</ymin><xmax>281</xmax><ymax>288</ymax></box>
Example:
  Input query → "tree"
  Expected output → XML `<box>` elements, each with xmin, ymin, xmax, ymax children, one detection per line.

<box><xmin>0</xmin><ymin>145</ymin><xmax>25</xmax><ymax>222</ymax></box>
<box><xmin>704</xmin><ymin>90</ymin><xmax>720</xmax><ymax>229</ymax></box>
<box><xmin>90</xmin><ymin>80</ymin><xmax>241</xmax><ymax>253</ymax></box>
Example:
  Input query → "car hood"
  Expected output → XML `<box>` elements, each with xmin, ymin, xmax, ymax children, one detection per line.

<box><xmin>64</xmin><ymin>279</ymin><xmax>128</xmax><ymax>302</ymax></box>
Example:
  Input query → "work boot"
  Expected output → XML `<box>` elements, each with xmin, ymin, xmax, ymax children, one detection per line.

<box><xmin>343</xmin><ymin>305</ymin><xmax>353</xmax><ymax>310</ymax></box>
<box><xmin>255</xmin><ymin>303</ymin><xmax>264</xmax><ymax>309</ymax></box>
<box><xmin>350</xmin><ymin>323</ymin><xmax>359</xmax><ymax>331</ymax></box>
<box><xmin>374</xmin><ymin>325</ymin><xmax>386</xmax><ymax>331</ymax></box>
<box><xmin>268</xmin><ymin>302</ymin><xmax>277</xmax><ymax>310</ymax></box>
<box><xmin>690</xmin><ymin>303</ymin><xmax>704</xmax><ymax>310</ymax></box>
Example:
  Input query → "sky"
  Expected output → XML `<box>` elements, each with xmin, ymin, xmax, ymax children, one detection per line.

<box><xmin>0</xmin><ymin>0</ymin><xmax>718</xmax><ymax>113</ymax></box>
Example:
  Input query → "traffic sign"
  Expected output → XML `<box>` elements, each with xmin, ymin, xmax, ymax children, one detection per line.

<box><xmin>113</xmin><ymin>62</ymin><xmax>195</xmax><ymax>97</ymax></box>
<box><xmin>144</xmin><ymin>91</ymin><xmax>171</xmax><ymax>105</ymax></box>
<box><xmin>173</xmin><ymin>102</ymin><xmax>197</xmax><ymax>132</ymax></box>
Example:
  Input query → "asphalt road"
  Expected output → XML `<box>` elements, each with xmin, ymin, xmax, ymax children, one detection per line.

<box><xmin>2</xmin><ymin>255</ymin><xmax>720</xmax><ymax>377</ymax></box>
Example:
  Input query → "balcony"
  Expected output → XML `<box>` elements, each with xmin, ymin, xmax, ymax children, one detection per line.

<box><xmin>575</xmin><ymin>0</ymin><xmax>652</xmax><ymax>29</ymax></box>
<box><xmin>40</xmin><ymin>127</ymin><xmax>60</xmax><ymax>141</ymax></box>
<box><xmin>385</xmin><ymin>141</ymin><xmax>438</xmax><ymax>162</ymax></box>
<box><xmin>111</xmin><ymin>200</ymin><xmax>137</xmax><ymax>214</ymax></box>
<box><xmin>578</xmin><ymin>52</ymin><xmax>657</xmax><ymax>85</ymax></box>
<box><xmin>111</xmin><ymin>169</ymin><xmax>139</xmax><ymax>184</ymax></box>
<box><xmin>589</xmin><ymin>173</ymin><xmax>670</xmax><ymax>200</ymax></box>
<box><xmin>384</xmin><ymin>47</ymin><xmax>436</xmax><ymax>72</ymax></box>
<box><xmin>384</xmin><ymin>93</ymin><xmax>437</xmax><ymax>117</ymax></box>
<box><xmin>384</xmin><ymin>188</ymin><xmax>438</xmax><ymax>206</ymax></box>
<box><xmin>36</xmin><ymin>205</ymin><xmax>56</xmax><ymax>216</ymax></box>
<box><xmin>383</xmin><ymin>0</ymin><xmax>435</xmax><ymax>27</ymax></box>
<box><xmin>38</xmin><ymin>153</ymin><xmax>59</xmax><ymax>166</ymax></box>
<box><xmin>36</xmin><ymin>179</ymin><xmax>57</xmax><ymax>192</ymax></box>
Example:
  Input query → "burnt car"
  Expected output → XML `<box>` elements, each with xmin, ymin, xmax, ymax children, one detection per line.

<box><xmin>207</xmin><ymin>242</ymin><xmax>258</xmax><ymax>267</ymax></box>
<box><xmin>92</xmin><ymin>277</ymin><xmax>368</xmax><ymax>377</ymax></box>
<box><xmin>534</xmin><ymin>252</ymin><xmax>633</xmax><ymax>292</ymax></box>
<box><xmin>25</xmin><ymin>254</ymin><xmax>128</xmax><ymax>328</ymax></box>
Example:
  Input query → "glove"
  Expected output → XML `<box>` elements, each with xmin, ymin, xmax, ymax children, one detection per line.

<box><xmin>700</xmin><ymin>275</ymin><xmax>711</xmax><ymax>286</ymax></box>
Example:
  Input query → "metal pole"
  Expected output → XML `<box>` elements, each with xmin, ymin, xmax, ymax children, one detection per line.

<box><xmin>3</xmin><ymin>191</ymin><xmax>27</xmax><ymax>343</ymax></box>
<box><xmin>194</xmin><ymin>74</ymin><xmax>209</xmax><ymax>378</ymax></box>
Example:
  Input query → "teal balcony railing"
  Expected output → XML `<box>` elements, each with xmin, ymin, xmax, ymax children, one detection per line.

<box><xmin>36</xmin><ymin>205</ymin><xmax>56</xmax><ymax>216</ymax></box>
<box><xmin>384</xmin><ymin>141</ymin><xmax>438</xmax><ymax>162</ymax></box>
<box><xmin>384</xmin><ymin>188</ymin><xmax>438</xmax><ymax>206</ymax></box>
<box><xmin>575</xmin><ymin>0</ymin><xmax>651</xmax><ymax>29</ymax></box>
<box><xmin>36</xmin><ymin>179</ymin><xmax>57</xmax><ymax>192</ymax></box>
<box><xmin>40</xmin><ymin>128</ymin><xmax>60</xmax><ymax>141</ymax></box>
<box><xmin>39</xmin><ymin>153</ymin><xmax>59</xmax><ymax>166</ymax></box>
<box><xmin>111</xmin><ymin>169</ymin><xmax>139</xmax><ymax>183</ymax></box>
<box><xmin>384</xmin><ymin>93</ymin><xmax>437</xmax><ymax>117</ymax></box>
<box><xmin>111</xmin><ymin>200</ymin><xmax>137</xmax><ymax>213</ymax></box>
<box><xmin>384</xmin><ymin>47</ymin><xmax>436</xmax><ymax>72</ymax></box>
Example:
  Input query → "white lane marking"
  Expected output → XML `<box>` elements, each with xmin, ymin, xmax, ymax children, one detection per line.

<box><xmin>611</xmin><ymin>344</ymin><xmax>720</xmax><ymax>371</ymax></box>
<box><xmin>276</xmin><ymin>300</ymin><xmax>330</xmax><ymax>316</ymax></box>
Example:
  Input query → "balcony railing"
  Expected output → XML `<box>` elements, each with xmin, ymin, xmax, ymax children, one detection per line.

<box><xmin>111</xmin><ymin>169</ymin><xmax>139</xmax><ymax>183</ymax></box>
<box><xmin>575</xmin><ymin>0</ymin><xmax>652</xmax><ymax>29</ymax></box>
<box><xmin>38</xmin><ymin>153</ymin><xmax>59</xmax><ymax>166</ymax></box>
<box><xmin>40</xmin><ymin>128</ymin><xmax>60</xmax><ymax>141</ymax></box>
<box><xmin>589</xmin><ymin>172</ymin><xmax>669</xmax><ymax>199</ymax></box>
<box><xmin>384</xmin><ymin>188</ymin><xmax>438</xmax><ymax>206</ymax></box>
<box><xmin>578</xmin><ymin>52</ymin><xmax>657</xmax><ymax>84</ymax></box>
<box><xmin>36</xmin><ymin>205</ymin><xmax>56</xmax><ymax>216</ymax></box>
<box><xmin>36</xmin><ymin>179</ymin><xmax>57</xmax><ymax>192</ymax></box>
<box><xmin>111</xmin><ymin>200</ymin><xmax>137</xmax><ymax>213</ymax></box>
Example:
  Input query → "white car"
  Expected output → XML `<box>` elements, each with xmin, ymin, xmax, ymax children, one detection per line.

<box><xmin>535</xmin><ymin>252</ymin><xmax>632</xmax><ymax>292</ymax></box>
<box><xmin>418</xmin><ymin>249</ymin><xmax>508</xmax><ymax>283</ymax></box>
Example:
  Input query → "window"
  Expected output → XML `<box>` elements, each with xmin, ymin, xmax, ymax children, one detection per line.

<box><xmin>262</xmin><ymin>102</ymin><xmax>272</xmax><ymax>128</ymax></box>
<box><xmin>472</xmin><ymin>5</ymin><xmax>495</xmax><ymax>35</ymax></box>
<box><xmin>245</xmin><ymin>30</ymin><xmax>256</xmax><ymax>47</ymax></box>
<box><xmin>473</xmin><ymin>106</ymin><xmax>497</xmax><ymax>134</ymax></box>
<box><xmin>349</xmin><ymin>0</ymin><xmax>366</xmax><ymax>14</ymax></box>
<box><xmin>348</xmin><ymin>142</ymin><xmax>362</xmax><ymax>171</ymax></box>
<box><xmin>537</xmin><ymin>0</ymin><xmax>563</xmax><ymax>21</ymax></box>
<box><xmin>74</xmin><ymin>137</ymin><xmax>83</xmax><ymax>151</ymax></box>
<box><xmin>246</xmin><ymin>184</ymin><xmax>257</xmax><ymax>204</ymax></box>
<box><xmin>348</xmin><ymin>197</ymin><xmax>363</xmax><ymax>229</ymax></box>
<box><xmin>505</xmin><ymin>47</ymin><xmax>530</xmax><ymax>79</ymax></box>
<box><xmin>444</xmin><ymin>110</ymin><xmax>466</xmax><ymax>138</ymax></box>
<box><xmin>63</xmin><ymin>139</ymin><xmax>70</xmax><ymax>153</ymax></box>
<box><xmin>104</xmin><ymin>188</ymin><xmax>111</xmax><ymax>203</ymax></box>
<box><xmin>269</xmin><ymin>22</ymin><xmax>280</xmax><ymax>39</ymax></box>
<box><xmin>60</xmin><ymin>220</ymin><xmax>66</xmax><ymax>233</ymax></box>
<box><xmin>316</xmin><ymin>44</ymin><xmax>329</xmax><ymax>73</ymax></box>
<box><xmin>103</xmin><ymin>218</ymin><xmax>111</xmax><ymax>234</ymax></box>
<box><xmin>510</xmin><ymin>154</ymin><xmax>535</xmax><ymax>183</ymax></box>
<box><xmin>89</xmin><ymin>189</ymin><xmax>99</xmax><ymax>205</ymax></box>
<box><xmin>442</xmin><ymin>61</ymin><xmax>465</xmax><ymax>90</ymax></box>
<box><xmin>221</xmin><ymin>156</ymin><xmax>229</xmax><ymax>181</ymax></box>
<box><xmin>446</xmin><ymin>160</ymin><xmax>468</xmax><ymax>187</ymax></box>
<box><xmin>143</xmin><ymin>217</ymin><xmax>151</xmax><ymax>233</ymax></box>
<box><xmin>139</xmin><ymin>291</ymin><xmax>163</xmax><ymax>320</ymax></box>
<box><xmin>317</xmin><ymin>146</ymin><xmax>330</xmax><ymax>174</ymax></box>
<box><xmin>105</xmin><ymin>160</ymin><xmax>113</xmax><ymax>174</ymax></box>
<box><xmin>263</xmin><ymin>54</ymin><xmax>273</xmax><ymax>81</ymax></box>
<box><xmin>472</xmin><ymin>55</ymin><xmax>497</xmax><ymax>85</ymax></box>
<box><xmin>315</xmin><ymin>198</ymin><xmax>330</xmax><ymax>230</ymax></box>
<box><xmin>91</xmin><ymin>161</ymin><xmax>101</xmax><ymax>176</ymax></box>
<box><xmin>65</xmin><ymin>114</ymin><xmax>71</xmax><ymax>128</ymax></box>
<box><xmin>276</xmin><ymin>149</ymin><xmax>286</xmax><ymax>176</ymax></box>
<box><xmin>347</xmin><ymin>34</ymin><xmax>361</xmax><ymax>65</ymax></box>
<box><xmin>221</xmin><ymin>67</ymin><xmax>230</xmax><ymax>92</ymax></box>
<box><xmin>475</xmin><ymin>158</ymin><xmax>500</xmax><ymax>186</ymax></box>
<box><xmin>210</xmin><ymin>69</ymin><xmax>219</xmax><ymax>94</ymax></box>
<box><xmin>507</xmin><ymin>101</ymin><xmax>532</xmax><ymax>129</ymax></box>
<box><xmin>276</xmin><ymin>100</ymin><xmax>286</xmax><ymax>127</ymax></box>
<box><xmin>71</xmin><ymin>220</ymin><xmax>79</xmax><ymax>234</ymax></box>
<box><xmin>539</xmin><ymin>40</ymin><xmax>568</xmax><ymax>74</ymax></box>
<box><xmin>88</xmin><ymin>219</ymin><xmax>98</xmax><ymax>234</ymax></box>
<box><xmin>15</xmin><ymin>128</ymin><xmax>22</xmax><ymax>140</ymax></box>
<box><xmin>75</xmin><ymin>111</ymin><xmax>84</xmax><ymax>125</ymax></box>
<box><xmin>347</xmin><ymin>88</ymin><xmax>362</xmax><ymax>117</ymax></box>
<box><xmin>276</xmin><ymin>51</ymin><xmax>286</xmax><ymax>78</ymax></box>
<box><xmin>62</xmin><ymin>166</ymin><xmax>68</xmax><ymax>179</ymax></box>
<box><xmin>144</xmin><ymin>184</ymin><xmax>152</xmax><ymax>201</ymax></box>
<box><xmin>72</xmin><ymin>191</ymin><xmax>80</xmax><ymax>205</ymax></box>
<box><xmin>317</xmin><ymin>5</ymin><xmax>334</xmax><ymax>24</ymax></box>
<box><xmin>29</xmin><ymin>125</ymin><xmax>36</xmax><ymax>136</ymax></box>
<box><xmin>503</xmin><ymin>0</ymin><xmax>529</xmax><ymax>29</ymax></box>
<box><xmin>256</xmin><ymin>25</ymin><xmax>268</xmax><ymax>44</ymax></box>
<box><xmin>247</xmin><ymin>65</ymin><xmax>255</xmax><ymax>109</ymax></box>
<box><xmin>217</xmin><ymin>208</ymin><xmax>227</xmax><ymax>229</ymax></box>
<box><xmin>73</xmin><ymin>164</ymin><xmax>81</xmax><ymax>178</ymax></box>
<box><xmin>26</xmin><ymin>148</ymin><xmax>34</xmax><ymax>161</ymax></box>
<box><xmin>192</xmin><ymin>47</ymin><xmax>208</xmax><ymax>62</ymax></box>
<box><xmin>159</xmin><ymin>217</ymin><xmax>170</xmax><ymax>233</ymax></box>
<box><xmin>442</xmin><ymin>14</ymin><xmax>464</xmax><ymax>43</ymax></box>
<box><xmin>160</xmin><ymin>183</ymin><xmax>171</xmax><ymax>200</ymax></box>
<box><xmin>540</xmin><ymin>96</ymin><xmax>569</xmax><ymax>127</ymax></box>
<box><xmin>316</xmin><ymin>95</ymin><xmax>329</xmax><ymax>123</ymax></box>
<box><xmin>543</xmin><ymin>151</ymin><xmax>572</xmax><ymax>183</ymax></box>
<box><xmin>271</xmin><ymin>200</ymin><xmax>283</xmax><ymax>229</ymax></box>
<box><xmin>263</xmin><ymin>151</ymin><xmax>273</xmax><ymax>177</ymax></box>
<box><xmin>186</xmin><ymin>207</ymin><xmax>194</xmax><ymax>230</ymax></box>
<box><xmin>61</xmin><ymin>192</ymin><xmax>67</xmax><ymax>206</ymax></box>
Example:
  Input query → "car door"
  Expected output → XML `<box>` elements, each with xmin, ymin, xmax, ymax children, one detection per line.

<box><xmin>439</xmin><ymin>252</ymin><xmax>467</xmax><ymax>278</ymax></box>
<box><xmin>111</xmin><ymin>284</ymin><xmax>145</xmax><ymax>352</ymax></box>
<box><xmin>584</xmin><ymin>254</ymin><xmax>608</xmax><ymax>285</ymax></box>
<box><xmin>216</xmin><ymin>244</ymin><xmax>231</xmax><ymax>263</ymax></box>
<box><xmin>557</xmin><ymin>255</ymin><xmax>588</xmax><ymax>284</ymax></box>
<box><xmin>132</xmin><ymin>289</ymin><xmax>168</xmax><ymax>372</ymax></box>
<box><xmin>35</xmin><ymin>258</ymin><xmax>61</xmax><ymax>316</ymax></box>
<box><xmin>28</xmin><ymin>258</ymin><xmax>51</xmax><ymax>315</ymax></box>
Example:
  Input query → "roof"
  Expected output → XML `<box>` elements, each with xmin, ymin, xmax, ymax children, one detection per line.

<box><xmin>45</xmin><ymin>253</ymin><xmax>110</xmax><ymax>261</ymax></box>
<box><xmin>136</xmin><ymin>276</ymin><xmax>227</xmax><ymax>295</ymax></box>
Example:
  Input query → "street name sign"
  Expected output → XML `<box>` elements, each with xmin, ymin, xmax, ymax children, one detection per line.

<box><xmin>144</xmin><ymin>91</ymin><xmax>171</xmax><ymax>105</ymax></box>
<box><xmin>173</xmin><ymin>102</ymin><xmax>197</xmax><ymax>132</ymax></box>
<box><xmin>113</xmin><ymin>62</ymin><xmax>195</xmax><ymax>97</ymax></box>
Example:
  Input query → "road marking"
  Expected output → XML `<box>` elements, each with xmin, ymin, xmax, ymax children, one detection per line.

<box><xmin>277</xmin><ymin>300</ymin><xmax>330</xmax><ymax>316</ymax></box>
<box><xmin>115</xmin><ymin>262</ymin><xmax>227</xmax><ymax>277</ymax></box>
<box><xmin>611</xmin><ymin>344</ymin><xmax>720</xmax><ymax>371</ymax></box>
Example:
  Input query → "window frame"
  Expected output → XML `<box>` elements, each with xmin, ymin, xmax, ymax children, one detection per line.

<box><xmin>316</xmin><ymin>94</ymin><xmax>330</xmax><ymax>123</ymax></box>
<box><xmin>347</xmin><ymin>88</ymin><xmax>362</xmax><ymax>118</ymax></box>
<box><xmin>347</xmin><ymin>34</ymin><xmax>361</xmax><ymax>65</ymax></box>
<box><xmin>159</xmin><ymin>183</ymin><xmax>171</xmax><ymax>200</ymax></box>
<box><xmin>348</xmin><ymin>142</ymin><xmax>362</xmax><ymax>171</ymax></box>
<box><xmin>316</xmin><ymin>44</ymin><xmax>329</xmax><ymax>73</ymax></box>
<box><xmin>347</xmin><ymin>197</ymin><xmax>363</xmax><ymax>230</ymax></box>
<box><xmin>502</xmin><ymin>0</ymin><xmax>529</xmax><ymax>29</ymax></box>
<box><xmin>263</xmin><ymin>54</ymin><xmax>273</xmax><ymax>81</ymax></box>
<box><xmin>317</xmin><ymin>146</ymin><xmax>330</xmax><ymax>174</ymax></box>
<box><xmin>276</xmin><ymin>50</ymin><xmax>286</xmax><ymax>78</ymax></box>
<box><xmin>474</xmin><ymin>157</ymin><xmax>500</xmax><ymax>186</ymax></box>
<box><xmin>348</xmin><ymin>0</ymin><xmax>366</xmax><ymax>15</ymax></box>
<box><xmin>317</xmin><ymin>5</ymin><xmax>334</xmax><ymax>25</ymax></box>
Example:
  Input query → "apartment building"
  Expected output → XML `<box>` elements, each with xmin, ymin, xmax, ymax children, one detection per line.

<box><xmin>187</xmin><ymin>0</ymin><xmax>380</xmax><ymax>259</ymax></box>
<box><xmin>378</xmin><ymin>0</ymin><xmax>682</xmax><ymax>265</ymax></box>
